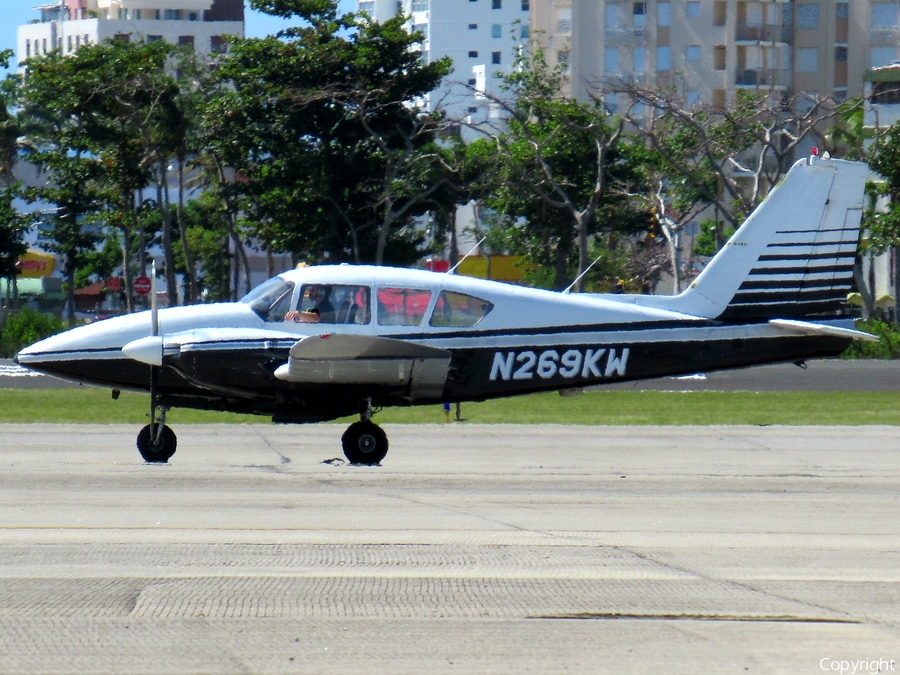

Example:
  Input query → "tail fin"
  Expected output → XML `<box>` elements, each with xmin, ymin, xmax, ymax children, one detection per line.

<box><xmin>638</xmin><ymin>156</ymin><xmax>870</xmax><ymax>321</ymax></box>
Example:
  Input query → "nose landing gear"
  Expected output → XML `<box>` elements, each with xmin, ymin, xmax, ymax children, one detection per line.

<box><xmin>137</xmin><ymin>366</ymin><xmax>177</xmax><ymax>463</ymax></box>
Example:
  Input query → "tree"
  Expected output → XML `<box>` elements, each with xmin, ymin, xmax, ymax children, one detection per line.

<box><xmin>602</xmin><ymin>84</ymin><xmax>847</xmax><ymax>230</ymax></box>
<box><xmin>0</xmin><ymin>55</ymin><xmax>30</xmax><ymax>314</ymax></box>
<box><xmin>475</xmin><ymin>43</ymin><xmax>641</xmax><ymax>291</ymax></box>
<box><xmin>205</xmin><ymin>0</ymin><xmax>454</xmax><ymax>267</ymax></box>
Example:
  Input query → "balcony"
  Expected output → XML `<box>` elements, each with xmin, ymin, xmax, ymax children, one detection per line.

<box><xmin>735</xmin><ymin>24</ymin><xmax>792</xmax><ymax>44</ymax></box>
<box><xmin>604</xmin><ymin>27</ymin><xmax>646</xmax><ymax>47</ymax></box>
<box><xmin>869</xmin><ymin>26</ymin><xmax>900</xmax><ymax>46</ymax></box>
<box><xmin>735</xmin><ymin>68</ymin><xmax>790</xmax><ymax>88</ymax></box>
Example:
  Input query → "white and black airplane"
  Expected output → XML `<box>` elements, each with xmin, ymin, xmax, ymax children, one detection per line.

<box><xmin>16</xmin><ymin>155</ymin><xmax>877</xmax><ymax>464</ymax></box>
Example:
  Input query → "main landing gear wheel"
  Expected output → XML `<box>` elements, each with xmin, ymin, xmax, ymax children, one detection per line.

<box><xmin>341</xmin><ymin>420</ymin><xmax>388</xmax><ymax>465</ymax></box>
<box><xmin>137</xmin><ymin>424</ymin><xmax>177</xmax><ymax>463</ymax></box>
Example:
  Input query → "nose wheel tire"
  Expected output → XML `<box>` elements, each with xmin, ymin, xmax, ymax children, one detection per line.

<box><xmin>341</xmin><ymin>420</ymin><xmax>388</xmax><ymax>465</ymax></box>
<box><xmin>137</xmin><ymin>424</ymin><xmax>177</xmax><ymax>463</ymax></box>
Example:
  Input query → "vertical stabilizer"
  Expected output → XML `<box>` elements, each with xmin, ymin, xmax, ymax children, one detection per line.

<box><xmin>635</xmin><ymin>156</ymin><xmax>870</xmax><ymax>321</ymax></box>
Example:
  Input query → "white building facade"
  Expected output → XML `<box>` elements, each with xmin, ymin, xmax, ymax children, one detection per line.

<box><xmin>18</xmin><ymin>0</ymin><xmax>244</xmax><ymax>65</ymax></box>
<box><xmin>358</xmin><ymin>0</ymin><xmax>530</xmax><ymax>125</ymax></box>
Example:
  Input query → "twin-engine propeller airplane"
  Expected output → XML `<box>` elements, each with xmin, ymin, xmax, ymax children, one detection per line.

<box><xmin>16</xmin><ymin>156</ymin><xmax>877</xmax><ymax>465</ymax></box>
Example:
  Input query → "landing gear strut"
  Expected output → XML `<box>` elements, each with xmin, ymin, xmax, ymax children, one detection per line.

<box><xmin>137</xmin><ymin>367</ymin><xmax>177</xmax><ymax>463</ymax></box>
<box><xmin>341</xmin><ymin>399</ymin><xmax>388</xmax><ymax>465</ymax></box>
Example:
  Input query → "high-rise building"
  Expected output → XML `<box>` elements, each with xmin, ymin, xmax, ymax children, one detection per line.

<box><xmin>358</xmin><ymin>0</ymin><xmax>530</xmax><ymax>124</ymax></box>
<box><xmin>533</xmin><ymin>1</ymin><xmax>895</xmax><ymax>108</ymax></box>
<box><xmin>18</xmin><ymin>0</ymin><xmax>244</xmax><ymax>66</ymax></box>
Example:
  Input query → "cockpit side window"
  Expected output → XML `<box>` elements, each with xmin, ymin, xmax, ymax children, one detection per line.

<box><xmin>297</xmin><ymin>284</ymin><xmax>371</xmax><ymax>325</ymax></box>
<box><xmin>241</xmin><ymin>277</ymin><xmax>295</xmax><ymax>322</ymax></box>
<box><xmin>429</xmin><ymin>291</ymin><xmax>494</xmax><ymax>327</ymax></box>
<box><xmin>377</xmin><ymin>288</ymin><xmax>432</xmax><ymax>326</ymax></box>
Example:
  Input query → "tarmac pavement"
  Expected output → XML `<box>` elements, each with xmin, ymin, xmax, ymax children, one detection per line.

<box><xmin>0</xmin><ymin>423</ymin><xmax>896</xmax><ymax>674</ymax></box>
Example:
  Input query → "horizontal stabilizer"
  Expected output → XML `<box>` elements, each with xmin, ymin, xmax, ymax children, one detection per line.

<box><xmin>768</xmin><ymin>319</ymin><xmax>879</xmax><ymax>342</ymax></box>
<box><xmin>274</xmin><ymin>334</ymin><xmax>451</xmax><ymax>400</ymax></box>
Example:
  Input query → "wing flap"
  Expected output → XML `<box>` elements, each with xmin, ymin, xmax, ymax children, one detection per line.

<box><xmin>769</xmin><ymin>319</ymin><xmax>879</xmax><ymax>342</ymax></box>
<box><xmin>274</xmin><ymin>334</ymin><xmax>451</xmax><ymax>400</ymax></box>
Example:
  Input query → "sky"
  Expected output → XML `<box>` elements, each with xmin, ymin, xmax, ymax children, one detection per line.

<box><xmin>0</xmin><ymin>0</ymin><xmax>356</xmax><ymax>71</ymax></box>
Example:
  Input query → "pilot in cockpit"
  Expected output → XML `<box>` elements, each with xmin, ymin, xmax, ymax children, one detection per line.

<box><xmin>286</xmin><ymin>284</ymin><xmax>337</xmax><ymax>323</ymax></box>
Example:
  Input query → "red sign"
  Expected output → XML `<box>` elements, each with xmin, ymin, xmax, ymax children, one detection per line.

<box><xmin>107</xmin><ymin>277</ymin><xmax>122</xmax><ymax>291</ymax></box>
<box><xmin>133</xmin><ymin>276</ymin><xmax>152</xmax><ymax>295</ymax></box>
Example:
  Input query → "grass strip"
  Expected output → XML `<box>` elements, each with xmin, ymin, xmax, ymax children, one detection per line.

<box><xmin>0</xmin><ymin>388</ymin><xmax>899</xmax><ymax>426</ymax></box>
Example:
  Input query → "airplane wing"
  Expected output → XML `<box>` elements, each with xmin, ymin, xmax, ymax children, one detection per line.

<box><xmin>274</xmin><ymin>334</ymin><xmax>451</xmax><ymax>400</ymax></box>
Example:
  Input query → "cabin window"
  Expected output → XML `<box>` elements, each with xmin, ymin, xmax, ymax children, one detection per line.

<box><xmin>297</xmin><ymin>284</ymin><xmax>370</xmax><ymax>325</ymax></box>
<box><xmin>241</xmin><ymin>277</ymin><xmax>295</xmax><ymax>322</ymax></box>
<box><xmin>377</xmin><ymin>288</ymin><xmax>432</xmax><ymax>326</ymax></box>
<box><xmin>430</xmin><ymin>291</ymin><xmax>494</xmax><ymax>327</ymax></box>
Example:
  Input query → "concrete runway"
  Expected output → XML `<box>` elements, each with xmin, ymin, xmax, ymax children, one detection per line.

<box><xmin>0</xmin><ymin>423</ymin><xmax>897</xmax><ymax>674</ymax></box>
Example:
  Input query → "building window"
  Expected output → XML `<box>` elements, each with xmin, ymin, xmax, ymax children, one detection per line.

<box><xmin>468</xmin><ymin>50</ymin><xmax>479</xmax><ymax>58</ymax></box>
<box><xmin>714</xmin><ymin>45</ymin><xmax>726</xmax><ymax>70</ymax></box>
<box><xmin>211</xmin><ymin>35</ymin><xmax>227</xmax><ymax>53</ymax></box>
<box><xmin>687</xmin><ymin>90</ymin><xmax>700</xmax><ymax>107</ymax></box>
<box><xmin>468</xmin><ymin>78</ymin><xmax>477</xmax><ymax>85</ymax></box>
<box><xmin>358</xmin><ymin>0</ymin><xmax>375</xmax><ymax>15</ymax></box>
<box><xmin>796</xmin><ymin>3</ymin><xmax>819</xmax><ymax>30</ymax></box>
<box><xmin>796</xmin><ymin>47</ymin><xmax>818</xmax><ymax>72</ymax></box>
<box><xmin>521</xmin><ymin>0</ymin><xmax>529</xmax><ymax>9</ymax></box>
<box><xmin>605</xmin><ymin>47</ymin><xmax>619</xmax><ymax>72</ymax></box>
<box><xmin>658</xmin><ymin>2</ymin><xmax>670</xmax><ymax>27</ymax></box>
<box><xmin>558</xmin><ymin>11</ymin><xmax>571</xmax><ymax>33</ymax></box>
<box><xmin>657</xmin><ymin>45</ymin><xmax>671</xmax><ymax>71</ymax></box>
<box><xmin>492</xmin><ymin>51</ymin><xmax>501</xmax><ymax>64</ymax></box>
<box><xmin>872</xmin><ymin>3</ymin><xmax>898</xmax><ymax>27</ymax></box>
<box><xmin>492</xmin><ymin>0</ymin><xmax>501</xmax><ymax>8</ymax></box>
<box><xmin>633</xmin><ymin>46</ymin><xmax>646</xmax><ymax>72</ymax></box>
<box><xmin>835</xmin><ymin>46</ymin><xmax>848</xmax><ymax>62</ymax></box>
<box><xmin>188</xmin><ymin>12</ymin><xmax>198</xmax><ymax>21</ymax></box>
<box><xmin>467</xmin><ymin>106</ymin><xmax>478</xmax><ymax>114</ymax></box>
<box><xmin>836</xmin><ymin>3</ymin><xmax>849</xmax><ymax>19</ymax></box>
<box><xmin>492</xmin><ymin>23</ymin><xmax>502</xmax><ymax>38</ymax></box>
<box><xmin>164</xmin><ymin>9</ymin><xmax>181</xmax><ymax>20</ymax></box>
<box><xmin>686</xmin><ymin>2</ymin><xmax>700</xmax><ymax>18</ymax></box>
<box><xmin>469</xmin><ymin>23</ymin><xmax>478</xmax><ymax>29</ymax></box>
<box><xmin>686</xmin><ymin>45</ymin><xmax>700</xmax><ymax>61</ymax></box>
<box><xmin>521</xmin><ymin>24</ymin><xmax>530</xmax><ymax>38</ymax></box>
<box><xmin>872</xmin><ymin>46</ymin><xmax>897</xmax><ymax>68</ymax></box>
<box><xmin>134</xmin><ymin>9</ymin><xmax>142</xmax><ymax>19</ymax></box>
<box><xmin>412</xmin><ymin>23</ymin><xmax>427</xmax><ymax>37</ymax></box>
<box><xmin>147</xmin><ymin>35</ymin><xmax>163</xmax><ymax>43</ymax></box>
<box><xmin>179</xmin><ymin>35</ymin><xmax>195</xmax><ymax>50</ymax></box>
<box><xmin>411</xmin><ymin>0</ymin><xmax>428</xmax><ymax>11</ymax></box>
<box><xmin>25</xmin><ymin>40</ymin><xmax>30</xmax><ymax>58</ymax></box>
<box><xmin>633</xmin><ymin>2</ymin><xmax>645</xmax><ymax>28</ymax></box>
<box><xmin>557</xmin><ymin>50</ymin><xmax>570</xmax><ymax>66</ymax></box>
<box><xmin>714</xmin><ymin>1</ymin><xmax>726</xmax><ymax>26</ymax></box>
<box><xmin>605</xmin><ymin>3</ymin><xmax>618</xmax><ymax>28</ymax></box>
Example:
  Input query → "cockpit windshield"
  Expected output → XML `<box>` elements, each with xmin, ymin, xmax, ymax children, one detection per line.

<box><xmin>240</xmin><ymin>277</ymin><xmax>296</xmax><ymax>322</ymax></box>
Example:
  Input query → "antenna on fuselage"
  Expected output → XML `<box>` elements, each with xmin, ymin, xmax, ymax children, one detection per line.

<box><xmin>150</xmin><ymin>260</ymin><xmax>159</xmax><ymax>336</ymax></box>
<box><xmin>447</xmin><ymin>235</ymin><xmax>488</xmax><ymax>275</ymax></box>
<box><xmin>562</xmin><ymin>253</ymin><xmax>605</xmax><ymax>294</ymax></box>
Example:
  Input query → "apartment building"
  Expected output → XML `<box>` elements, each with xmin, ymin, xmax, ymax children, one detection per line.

<box><xmin>358</xmin><ymin>0</ymin><xmax>530</xmax><ymax>124</ymax></box>
<box><xmin>18</xmin><ymin>0</ymin><xmax>244</xmax><ymax>65</ymax></box>
<box><xmin>533</xmin><ymin>1</ymin><xmax>899</xmax><ymax>109</ymax></box>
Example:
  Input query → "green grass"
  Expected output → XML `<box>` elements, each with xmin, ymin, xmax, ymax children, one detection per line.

<box><xmin>1</xmin><ymin>388</ymin><xmax>899</xmax><ymax>425</ymax></box>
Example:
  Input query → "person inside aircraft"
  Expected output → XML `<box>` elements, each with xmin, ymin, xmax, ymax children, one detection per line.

<box><xmin>286</xmin><ymin>284</ymin><xmax>337</xmax><ymax>323</ymax></box>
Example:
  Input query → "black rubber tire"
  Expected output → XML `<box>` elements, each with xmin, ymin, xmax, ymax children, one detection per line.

<box><xmin>341</xmin><ymin>420</ymin><xmax>388</xmax><ymax>465</ymax></box>
<box><xmin>137</xmin><ymin>424</ymin><xmax>177</xmax><ymax>463</ymax></box>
